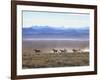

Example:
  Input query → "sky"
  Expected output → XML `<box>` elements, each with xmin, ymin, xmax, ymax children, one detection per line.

<box><xmin>22</xmin><ymin>10</ymin><xmax>90</xmax><ymax>29</ymax></box>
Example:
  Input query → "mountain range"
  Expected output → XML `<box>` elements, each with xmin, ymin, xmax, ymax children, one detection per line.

<box><xmin>22</xmin><ymin>26</ymin><xmax>89</xmax><ymax>39</ymax></box>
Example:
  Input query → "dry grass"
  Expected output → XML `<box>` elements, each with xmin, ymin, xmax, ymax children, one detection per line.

<box><xmin>22</xmin><ymin>52</ymin><xmax>89</xmax><ymax>69</ymax></box>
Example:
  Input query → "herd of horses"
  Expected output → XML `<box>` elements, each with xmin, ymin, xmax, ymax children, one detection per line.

<box><xmin>33</xmin><ymin>48</ymin><xmax>82</xmax><ymax>54</ymax></box>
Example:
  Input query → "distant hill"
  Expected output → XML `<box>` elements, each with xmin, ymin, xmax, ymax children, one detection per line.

<box><xmin>22</xmin><ymin>26</ymin><xmax>89</xmax><ymax>39</ymax></box>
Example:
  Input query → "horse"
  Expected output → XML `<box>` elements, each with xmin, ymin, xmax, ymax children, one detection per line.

<box><xmin>34</xmin><ymin>49</ymin><xmax>41</xmax><ymax>53</ymax></box>
<box><xmin>52</xmin><ymin>49</ymin><xmax>58</xmax><ymax>53</ymax></box>
<box><xmin>72</xmin><ymin>49</ymin><xmax>81</xmax><ymax>53</ymax></box>
<box><xmin>60</xmin><ymin>49</ymin><xmax>67</xmax><ymax>53</ymax></box>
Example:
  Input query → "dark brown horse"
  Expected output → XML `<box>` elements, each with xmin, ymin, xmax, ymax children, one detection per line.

<box><xmin>34</xmin><ymin>49</ymin><xmax>41</xmax><ymax>53</ymax></box>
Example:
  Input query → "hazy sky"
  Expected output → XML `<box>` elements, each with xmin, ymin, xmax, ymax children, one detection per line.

<box><xmin>22</xmin><ymin>11</ymin><xmax>90</xmax><ymax>28</ymax></box>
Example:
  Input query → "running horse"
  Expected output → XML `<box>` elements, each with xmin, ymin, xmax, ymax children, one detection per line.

<box><xmin>60</xmin><ymin>49</ymin><xmax>67</xmax><ymax>53</ymax></box>
<box><xmin>52</xmin><ymin>49</ymin><xmax>58</xmax><ymax>53</ymax></box>
<box><xmin>34</xmin><ymin>49</ymin><xmax>41</xmax><ymax>53</ymax></box>
<box><xmin>72</xmin><ymin>48</ymin><xmax>81</xmax><ymax>53</ymax></box>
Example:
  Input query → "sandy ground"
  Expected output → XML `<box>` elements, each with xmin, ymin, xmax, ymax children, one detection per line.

<box><xmin>22</xmin><ymin>39</ymin><xmax>89</xmax><ymax>69</ymax></box>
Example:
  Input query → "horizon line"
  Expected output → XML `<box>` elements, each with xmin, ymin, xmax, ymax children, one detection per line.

<box><xmin>22</xmin><ymin>38</ymin><xmax>89</xmax><ymax>41</ymax></box>
<box><xmin>22</xmin><ymin>25</ymin><xmax>89</xmax><ymax>29</ymax></box>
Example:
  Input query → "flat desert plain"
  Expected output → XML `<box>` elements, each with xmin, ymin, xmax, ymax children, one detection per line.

<box><xmin>22</xmin><ymin>39</ymin><xmax>89</xmax><ymax>69</ymax></box>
